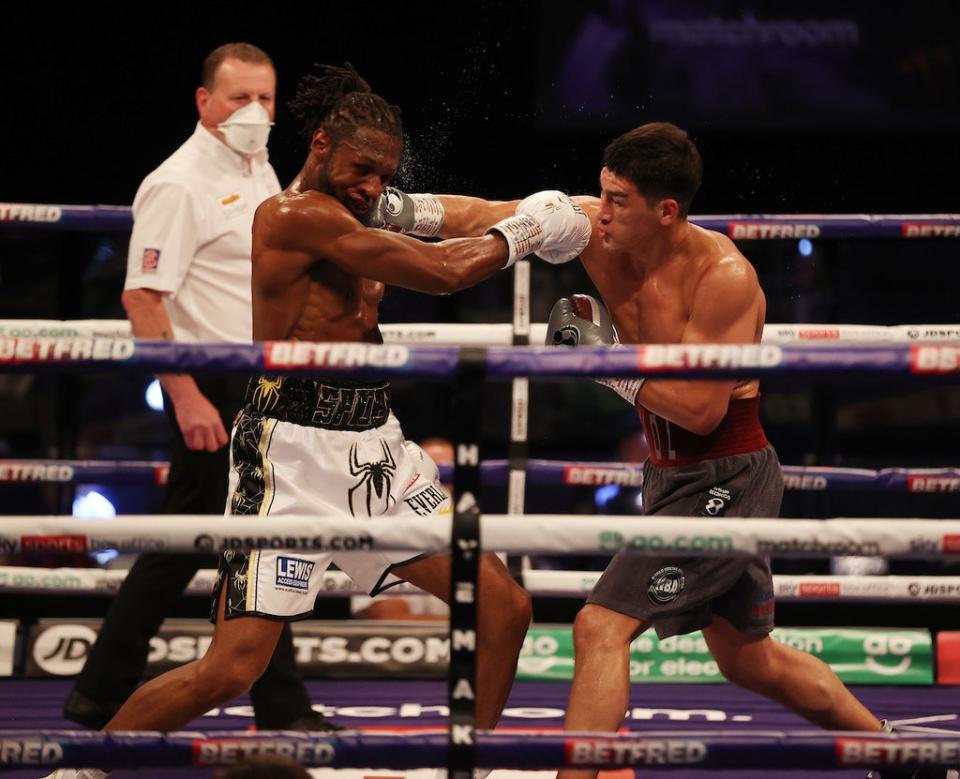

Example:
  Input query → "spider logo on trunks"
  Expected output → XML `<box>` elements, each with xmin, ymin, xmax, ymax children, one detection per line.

<box><xmin>347</xmin><ymin>439</ymin><xmax>397</xmax><ymax>517</ymax></box>
<box><xmin>251</xmin><ymin>377</ymin><xmax>284</xmax><ymax>412</ymax></box>
<box><xmin>233</xmin><ymin>569</ymin><xmax>248</xmax><ymax>593</ymax></box>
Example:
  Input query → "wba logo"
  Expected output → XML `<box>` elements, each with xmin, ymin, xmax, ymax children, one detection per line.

<box><xmin>276</xmin><ymin>556</ymin><xmax>315</xmax><ymax>591</ymax></box>
<box><xmin>648</xmin><ymin>566</ymin><xmax>685</xmax><ymax>604</ymax></box>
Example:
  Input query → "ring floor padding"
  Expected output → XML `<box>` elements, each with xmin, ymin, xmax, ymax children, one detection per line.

<box><xmin>1</xmin><ymin>680</ymin><xmax>957</xmax><ymax>777</ymax></box>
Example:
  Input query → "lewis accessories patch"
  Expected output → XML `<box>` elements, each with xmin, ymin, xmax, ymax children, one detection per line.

<box><xmin>276</xmin><ymin>556</ymin><xmax>315</xmax><ymax>592</ymax></box>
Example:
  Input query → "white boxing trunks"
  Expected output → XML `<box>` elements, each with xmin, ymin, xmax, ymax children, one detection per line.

<box><xmin>211</xmin><ymin>375</ymin><xmax>451</xmax><ymax>622</ymax></box>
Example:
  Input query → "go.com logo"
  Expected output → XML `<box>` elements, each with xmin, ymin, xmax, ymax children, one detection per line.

<box><xmin>863</xmin><ymin>633</ymin><xmax>913</xmax><ymax>676</ymax></box>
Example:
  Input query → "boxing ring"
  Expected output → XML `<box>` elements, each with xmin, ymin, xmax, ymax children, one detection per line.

<box><xmin>2</xmin><ymin>679</ymin><xmax>960</xmax><ymax>778</ymax></box>
<box><xmin>1</xmin><ymin>204</ymin><xmax>959</xmax><ymax>776</ymax></box>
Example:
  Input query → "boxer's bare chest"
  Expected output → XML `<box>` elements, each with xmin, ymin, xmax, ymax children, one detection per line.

<box><xmin>582</xmin><ymin>251</ymin><xmax>695</xmax><ymax>345</ymax></box>
<box><xmin>289</xmin><ymin>264</ymin><xmax>384</xmax><ymax>344</ymax></box>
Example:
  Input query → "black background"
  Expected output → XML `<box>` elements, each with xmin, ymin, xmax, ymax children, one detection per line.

<box><xmin>3</xmin><ymin>1</ymin><xmax>959</xmax><ymax>210</ymax></box>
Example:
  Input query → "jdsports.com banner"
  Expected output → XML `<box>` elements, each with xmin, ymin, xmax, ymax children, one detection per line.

<box><xmin>21</xmin><ymin>619</ymin><xmax>932</xmax><ymax>684</ymax></box>
<box><xmin>24</xmin><ymin>620</ymin><xmax>450</xmax><ymax>679</ymax></box>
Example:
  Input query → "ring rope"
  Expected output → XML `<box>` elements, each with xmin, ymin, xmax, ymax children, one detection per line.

<box><xmin>1</xmin><ymin>514</ymin><xmax>958</xmax><ymax>557</ymax></box>
<box><xmin>0</xmin><ymin>728</ymin><xmax>956</xmax><ymax>771</ymax></box>
<box><xmin>2</xmin><ymin>458</ymin><xmax>958</xmax><ymax>493</ymax></box>
<box><xmin>2</xmin><ymin>565</ymin><xmax>958</xmax><ymax>602</ymax></box>
<box><xmin>3</xmin><ymin>201</ymin><xmax>960</xmax><ymax>238</ymax></box>
<box><xmin>5</xmin><ymin>205</ymin><xmax>958</xmax><ymax>775</ymax></box>
<box><xmin>1</xmin><ymin>337</ymin><xmax>959</xmax><ymax>378</ymax></box>
<box><xmin>2</xmin><ymin>319</ymin><xmax>959</xmax><ymax>344</ymax></box>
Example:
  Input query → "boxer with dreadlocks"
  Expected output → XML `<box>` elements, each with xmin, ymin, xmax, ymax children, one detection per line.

<box><xmin>50</xmin><ymin>64</ymin><xmax>589</xmax><ymax>765</ymax></box>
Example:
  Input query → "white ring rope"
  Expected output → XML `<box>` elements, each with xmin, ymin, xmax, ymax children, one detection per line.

<box><xmin>2</xmin><ymin>514</ymin><xmax>959</xmax><ymax>557</ymax></box>
<box><xmin>0</xmin><ymin>319</ymin><xmax>958</xmax><ymax>344</ymax></box>
<box><xmin>2</xmin><ymin>565</ymin><xmax>958</xmax><ymax>603</ymax></box>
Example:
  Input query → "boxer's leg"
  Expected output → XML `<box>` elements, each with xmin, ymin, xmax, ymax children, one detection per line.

<box><xmin>556</xmin><ymin>605</ymin><xmax>650</xmax><ymax>779</ymax></box>
<box><xmin>705</xmin><ymin>615</ymin><xmax>881</xmax><ymax>730</ymax></box>
<box><xmin>391</xmin><ymin>552</ymin><xmax>531</xmax><ymax>729</ymax></box>
<box><xmin>105</xmin><ymin>584</ymin><xmax>284</xmax><ymax>733</ymax></box>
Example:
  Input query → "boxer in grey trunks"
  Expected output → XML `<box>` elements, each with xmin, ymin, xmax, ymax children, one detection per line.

<box><xmin>359</xmin><ymin>120</ymin><xmax>932</xmax><ymax>779</ymax></box>
<box><xmin>588</xmin><ymin>444</ymin><xmax>783</xmax><ymax>638</ymax></box>
<box><xmin>537</xmin><ymin>124</ymin><xmax>899</xmax><ymax>779</ymax></box>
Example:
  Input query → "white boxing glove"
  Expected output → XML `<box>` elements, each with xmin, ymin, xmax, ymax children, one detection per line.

<box><xmin>519</xmin><ymin>190</ymin><xmax>592</xmax><ymax>263</ymax></box>
<box><xmin>487</xmin><ymin>190</ymin><xmax>591</xmax><ymax>267</ymax></box>
<box><xmin>401</xmin><ymin>439</ymin><xmax>441</xmax><ymax>486</ymax></box>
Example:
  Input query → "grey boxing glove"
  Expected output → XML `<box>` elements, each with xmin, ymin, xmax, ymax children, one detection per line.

<box><xmin>364</xmin><ymin>187</ymin><xmax>445</xmax><ymax>236</ymax></box>
<box><xmin>547</xmin><ymin>294</ymin><xmax>644</xmax><ymax>405</ymax></box>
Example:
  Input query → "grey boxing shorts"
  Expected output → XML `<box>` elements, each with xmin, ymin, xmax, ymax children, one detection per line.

<box><xmin>587</xmin><ymin>444</ymin><xmax>784</xmax><ymax>639</ymax></box>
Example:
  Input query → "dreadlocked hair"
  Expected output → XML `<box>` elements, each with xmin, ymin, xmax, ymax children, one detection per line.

<box><xmin>288</xmin><ymin>62</ymin><xmax>402</xmax><ymax>145</ymax></box>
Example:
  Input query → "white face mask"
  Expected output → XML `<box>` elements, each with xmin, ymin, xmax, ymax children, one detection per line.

<box><xmin>218</xmin><ymin>101</ymin><xmax>273</xmax><ymax>156</ymax></box>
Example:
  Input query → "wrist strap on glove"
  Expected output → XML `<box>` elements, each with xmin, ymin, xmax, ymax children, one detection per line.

<box><xmin>595</xmin><ymin>376</ymin><xmax>645</xmax><ymax>405</ymax></box>
<box><xmin>488</xmin><ymin>214</ymin><xmax>544</xmax><ymax>268</ymax></box>
<box><xmin>406</xmin><ymin>193</ymin><xmax>445</xmax><ymax>237</ymax></box>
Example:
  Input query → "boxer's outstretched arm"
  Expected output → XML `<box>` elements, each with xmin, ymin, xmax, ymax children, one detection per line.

<box><xmin>435</xmin><ymin>195</ymin><xmax>600</xmax><ymax>238</ymax></box>
<box><xmin>261</xmin><ymin>196</ymin><xmax>509</xmax><ymax>295</ymax></box>
<box><xmin>328</xmin><ymin>228</ymin><xmax>510</xmax><ymax>294</ymax></box>
<box><xmin>258</xmin><ymin>190</ymin><xmax>591</xmax><ymax>294</ymax></box>
<box><xmin>635</xmin><ymin>256</ymin><xmax>764</xmax><ymax>435</ymax></box>
<box><xmin>379</xmin><ymin>191</ymin><xmax>598</xmax><ymax>240</ymax></box>
<box><xmin>434</xmin><ymin>195</ymin><xmax>518</xmax><ymax>238</ymax></box>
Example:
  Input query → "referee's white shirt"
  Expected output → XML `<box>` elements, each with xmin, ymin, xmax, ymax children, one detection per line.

<box><xmin>124</xmin><ymin>122</ymin><xmax>281</xmax><ymax>343</ymax></box>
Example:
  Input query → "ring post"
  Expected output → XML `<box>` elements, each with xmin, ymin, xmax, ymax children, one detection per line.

<box><xmin>507</xmin><ymin>260</ymin><xmax>531</xmax><ymax>579</ymax></box>
<box><xmin>448</xmin><ymin>346</ymin><xmax>486</xmax><ymax>778</ymax></box>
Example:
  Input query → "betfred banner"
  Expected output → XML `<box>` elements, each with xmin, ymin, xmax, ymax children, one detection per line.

<box><xmin>24</xmin><ymin>620</ymin><xmax>932</xmax><ymax>684</ymax></box>
<box><xmin>517</xmin><ymin>627</ymin><xmax>933</xmax><ymax>685</ymax></box>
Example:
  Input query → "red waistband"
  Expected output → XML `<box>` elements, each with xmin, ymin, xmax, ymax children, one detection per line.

<box><xmin>638</xmin><ymin>395</ymin><xmax>768</xmax><ymax>466</ymax></box>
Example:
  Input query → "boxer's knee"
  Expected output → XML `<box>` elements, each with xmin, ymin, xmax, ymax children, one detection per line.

<box><xmin>503</xmin><ymin>582</ymin><xmax>533</xmax><ymax>640</ymax></box>
<box><xmin>572</xmin><ymin>604</ymin><xmax>638</xmax><ymax>655</ymax></box>
<box><xmin>713</xmin><ymin>634</ymin><xmax>784</xmax><ymax>693</ymax></box>
<box><xmin>478</xmin><ymin>573</ymin><xmax>531</xmax><ymax>647</ymax></box>
<box><xmin>194</xmin><ymin>645</ymin><xmax>271</xmax><ymax>702</ymax></box>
